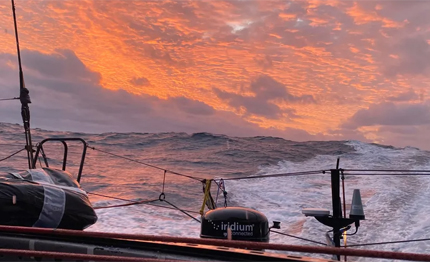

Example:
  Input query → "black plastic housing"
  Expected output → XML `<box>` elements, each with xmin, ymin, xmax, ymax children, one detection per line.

<box><xmin>201</xmin><ymin>207</ymin><xmax>269</xmax><ymax>242</ymax></box>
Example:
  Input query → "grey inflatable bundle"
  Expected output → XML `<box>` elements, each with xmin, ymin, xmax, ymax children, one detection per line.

<box><xmin>0</xmin><ymin>168</ymin><xmax>97</xmax><ymax>230</ymax></box>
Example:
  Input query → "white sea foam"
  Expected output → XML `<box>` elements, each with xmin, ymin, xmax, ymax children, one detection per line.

<box><xmin>2</xmin><ymin>124</ymin><xmax>429</xmax><ymax>261</ymax></box>
<box><xmin>87</xmin><ymin>140</ymin><xmax>430</xmax><ymax>261</ymax></box>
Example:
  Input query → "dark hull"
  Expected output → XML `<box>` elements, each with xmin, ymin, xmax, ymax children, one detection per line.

<box><xmin>0</xmin><ymin>227</ymin><xmax>334</xmax><ymax>262</ymax></box>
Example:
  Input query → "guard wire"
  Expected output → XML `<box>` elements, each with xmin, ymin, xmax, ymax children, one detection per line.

<box><xmin>0</xmin><ymin>97</ymin><xmax>19</xmax><ymax>101</ymax></box>
<box><xmin>344</xmin><ymin>172</ymin><xmax>430</xmax><ymax>176</ymax></box>
<box><xmin>87</xmin><ymin>146</ymin><xmax>204</xmax><ymax>181</ymax></box>
<box><xmin>0</xmin><ymin>147</ymin><xmax>25</xmax><ymax>162</ymax></box>
<box><xmin>347</xmin><ymin>237</ymin><xmax>430</xmax><ymax>248</ymax></box>
<box><xmin>87</xmin><ymin>192</ymin><xmax>200</xmax><ymax>214</ymax></box>
<box><xmin>94</xmin><ymin>199</ymin><xmax>159</xmax><ymax>210</ymax></box>
<box><xmin>162</xmin><ymin>199</ymin><xmax>201</xmax><ymax>223</ymax></box>
<box><xmin>223</xmin><ymin>170</ymin><xmax>324</xmax><ymax>181</ymax></box>
<box><xmin>271</xmin><ymin>230</ymin><xmax>327</xmax><ymax>246</ymax></box>
<box><xmin>343</xmin><ymin>169</ymin><xmax>430</xmax><ymax>172</ymax></box>
<box><xmin>161</xmin><ymin>170</ymin><xmax>167</xmax><ymax>195</ymax></box>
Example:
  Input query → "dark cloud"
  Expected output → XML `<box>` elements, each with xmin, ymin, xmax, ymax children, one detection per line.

<box><xmin>372</xmin><ymin>125</ymin><xmax>430</xmax><ymax>149</ymax></box>
<box><xmin>126</xmin><ymin>19</ymin><xmax>194</xmax><ymax>46</ymax></box>
<box><xmin>384</xmin><ymin>36</ymin><xmax>430</xmax><ymax>77</ymax></box>
<box><xmin>21</xmin><ymin>49</ymin><xmax>101</xmax><ymax>83</ymax></box>
<box><xmin>386</xmin><ymin>89</ymin><xmax>419</xmax><ymax>102</ymax></box>
<box><xmin>250</xmin><ymin>75</ymin><xmax>315</xmax><ymax>103</ymax></box>
<box><xmin>169</xmin><ymin>96</ymin><xmax>215</xmax><ymax>116</ymax></box>
<box><xmin>3</xmin><ymin>1</ymin><xmax>430</xmax><ymax>150</ymax></box>
<box><xmin>342</xmin><ymin>102</ymin><xmax>430</xmax><ymax>129</ymax></box>
<box><xmin>130</xmin><ymin>77</ymin><xmax>150</xmax><ymax>86</ymax></box>
<box><xmin>378</xmin><ymin>125</ymin><xmax>421</xmax><ymax>135</ymax></box>
<box><xmin>228</xmin><ymin>1</ymin><xmax>339</xmax><ymax>49</ymax></box>
<box><xmin>0</xmin><ymin>53</ymin><xmax>17</xmax><ymax>81</ymax></box>
<box><xmin>0</xmin><ymin>49</ymin><xmax>315</xmax><ymax>142</ymax></box>
<box><xmin>214</xmin><ymin>75</ymin><xmax>315</xmax><ymax>119</ymax></box>
<box><xmin>321</xmin><ymin>127</ymin><xmax>370</xmax><ymax>144</ymax></box>
<box><xmin>254</xmin><ymin>54</ymin><xmax>273</xmax><ymax>70</ymax></box>
<box><xmin>141</xmin><ymin>44</ymin><xmax>191</xmax><ymax>68</ymax></box>
<box><xmin>375</xmin><ymin>2</ymin><xmax>430</xmax><ymax>29</ymax></box>
<box><xmin>214</xmin><ymin>88</ymin><xmax>294</xmax><ymax>119</ymax></box>
<box><xmin>320</xmin><ymin>93</ymin><xmax>363</xmax><ymax>105</ymax></box>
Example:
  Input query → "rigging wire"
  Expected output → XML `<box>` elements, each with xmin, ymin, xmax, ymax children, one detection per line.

<box><xmin>213</xmin><ymin>179</ymin><xmax>228</xmax><ymax>208</ymax></box>
<box><xmin>343</xmin><ymin>172</ymin><xmax>430</xmax><ymax>176</ymax></box>
<box><xmin>342</xmin><ymin>169</ymin><xmax>430</xmax><ymax>172</ymax></box>
<box><xmin>145</xmin><ymin>202</ymin><xmax>200</xmax><ymax>214</ymax></box>
<box><xmin>9</xmin><ymin>143</ymin><xmax>430</xmax><ymax>250</ymax></box>
<box><xmin>0</xmin><ymin>97</ymin><xmax>19</xmax><ymax>101</ymax></box>
<box><xmin>341</xmin><ymin>168</ymin><xmax>348</xmax><ymax>260</ymax></box>
<box><xmin>0</xmin><ymin>148</ymin><xmax>25</xmax><ymax>162</ymax></box>
<box><xmin>94</xmin><ymin>199</ymin><xmax>159</xmax><ymax>210</ymax></box>
<box><xmin>44</xmin><ymin>145</ymin><xmax>430</xmax><ymax>247</ymax></box>
<box><xmin>87</xmin><ymin>146</ymin><xmax>204</xmax><ymax>181</ymax></box>
<box><xmin>88</xmin><ymin>191</ymin><xmax>138</xmax><ymax>202</ymax></box>
<box><xmin>347</xmin><ymin>237</ymin><xmax>430</xmax><ymax>247</ymax></box>
<box><xmin>37</xmin><ymin>154</ymin><xmax>43</xmax><ymax>168</ymax></box>
<box><xmin>222</xmin><ymin>170</ymin><xmax>324</xmax><ymax>181</ymax></box>
<box><xmin>162</xmin><ymin>199</ymin><xmax>201</xmax><ymax>223</ymax></box>
<box><xmin>7</xmin><ymin>0</ymin><xmax>430</xmax><ymax>251</ymax></box>
<box><xmin>271</xmin><ymin>230</ymin><xmax>327</xmax><ymax>246</ymax></box>
<box><xmin>87</xmin><ymin>192</ymin><xmax>200</xmax><ymax>214</ymax></box>
<box><xmin>12</xmin><ymin>0</ymin><xmax>34</xmax><ymax>169</ymax></box>
<box><xmin>161</xmin><ymin>170</ymin><xmax>167</xmax><ymax>196</ymax></box>
<box><xmin>2</xmin><ymin>226</ymin><xmax>430</xmax><ymax>262</ymax></box>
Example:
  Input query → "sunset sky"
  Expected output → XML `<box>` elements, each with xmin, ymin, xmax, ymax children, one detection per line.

<box><xmin>1</xmin><ymin>0</ymin><xmax>430</xmax><ymax>149</ymax></box>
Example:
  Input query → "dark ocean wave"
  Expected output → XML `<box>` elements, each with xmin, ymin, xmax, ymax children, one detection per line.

<box><xmin>3</xmin><ymin>122</ymin><xmax>430</xmax><ymax>257</ymax></box>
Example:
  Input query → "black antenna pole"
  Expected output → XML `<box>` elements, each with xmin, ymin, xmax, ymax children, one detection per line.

<box><xmin>11</xmin><ymin>0</ymin><xmax>34</xmax><ymax>169</ymax></box>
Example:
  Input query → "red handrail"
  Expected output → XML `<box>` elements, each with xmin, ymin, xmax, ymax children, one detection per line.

<box><xmin>0</xmin><ymin>225</ymin><xmax>428</xmax><ymax>261</ymax></box>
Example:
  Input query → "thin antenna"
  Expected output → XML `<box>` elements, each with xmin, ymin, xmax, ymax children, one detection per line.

<box><xmin>11</xmin><ymin>0</ymin><xmax>34</xmax><ymax>169</ymax></box>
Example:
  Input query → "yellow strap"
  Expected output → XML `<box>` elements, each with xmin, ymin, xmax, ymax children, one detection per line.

<box><xmin>200</xmin><ymin>180</ymin><xmax>212</xmax><ymax>215</ymax></box>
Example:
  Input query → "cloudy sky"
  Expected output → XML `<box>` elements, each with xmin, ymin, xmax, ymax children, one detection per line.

<box><xmin>1</xmin><ymin>0</ymin><xmax>430</xmax><ymax>149</ymax></box>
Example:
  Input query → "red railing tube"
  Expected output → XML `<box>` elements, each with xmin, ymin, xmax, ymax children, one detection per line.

<box><xmin>0</xmin><ymin>226</ymin><xmax>429</xmax><ymax>261</ymax></box>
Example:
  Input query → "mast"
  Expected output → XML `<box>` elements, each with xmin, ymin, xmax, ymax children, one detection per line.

<box><xmin>11</xmin><ymin>0</ymin><xmax>34</xmax><ymax>169</ymax></box>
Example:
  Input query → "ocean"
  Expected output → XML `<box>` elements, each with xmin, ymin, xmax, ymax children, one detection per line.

<box><xmin>1</xmin><ymin>121</ymin><xmax>430</xmax><ymax>261</ymax></box>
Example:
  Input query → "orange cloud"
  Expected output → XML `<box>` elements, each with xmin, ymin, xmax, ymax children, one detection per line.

<box><xmin>1</xmin><ymin>0</ymin><xmax>430</xmax><ymax>149</ymax></box>
<box><xmin>347</xmin><ymin>2</ymin><xmax>405</xmax><ymax>28</ymax></box>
